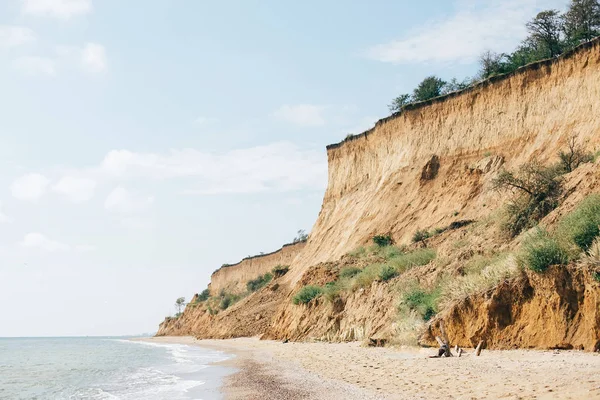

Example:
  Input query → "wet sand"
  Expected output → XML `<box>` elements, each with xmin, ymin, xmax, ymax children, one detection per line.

<box><xmin>140</xmin><ymin>336</ymin><xmax>600</xmax><ymax>400</ymax></box>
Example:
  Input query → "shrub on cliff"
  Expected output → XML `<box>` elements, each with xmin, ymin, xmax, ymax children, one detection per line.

<box><xmin>557</xmin><ymin>195</ymin><xmax>600</xmax><ymax>254</ymax></box>
<box><xmin>400</xmin><ymin>285</ymin><xmax>440</xmax><ymax>321</ymax></box>
<box><xmin>379</xmin><ymin>265</ymin><xmax>399</xmax><ymax>281</ymax></box>
<box><xmin>373</xmin><ymin>235</ymin><xmax>393</xmax><ymax>247</ymax></box>
<box><xmin>558</xmin><ymin>135</ymin><xmax>594</xmax><ymax>173</ymax></box>
<box><xmin>292</xmin><ymin>285</ymin><xmax>323</xmax><ymax>305</ymax></box>
<box><xmin>219</xmin><ymin>292</ymin><xmax>241</xmax><ymax>310</ymax></box>
<box><xmin>522</xmin><ymin>230</ymin><xmax>568</xmax><ymax>273</ymax></box>
<box><xmin>196</xmin><ymin>289</ymin><xmax>210</xmax><ymax>302</ymax></box>
<box><xmin>493</xmin><ymin>161</ymin><xmax>563</xmax><ymax>237</ymax></box>
<box><xmin>247</xmin><ymin>273</ymin><xmax>273</xmax><ymax>292</ymax></box>
<box><xmin>272</xmin><ymin>265</ymin><xmax>290</xmax><ymax>277</ymax></box>
<box><xmin>351</xmin><ymin>264</ymin><xmax>383</xmax><ymax>290</ymax></box>
<box><xmin>412</xmin><ymin>229</ymin><xmax>431</xmax><ymax>244</ymax></box>
<box><xmin>339</xmin><ymin>267</ymin><xmax>361</xmax><ymax>279</ymax></box>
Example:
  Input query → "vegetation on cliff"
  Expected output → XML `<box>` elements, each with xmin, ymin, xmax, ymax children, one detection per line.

<box><xmin>387</xmin><ymin>0</ymin><xmax>600</xmax><ymax>114</ymax></box>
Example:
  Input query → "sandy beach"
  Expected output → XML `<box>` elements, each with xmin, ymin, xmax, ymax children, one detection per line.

<box><xmin>140</xmin><ymin>337</ymin><xmax>600</xmax><ymax>400</ymax></box>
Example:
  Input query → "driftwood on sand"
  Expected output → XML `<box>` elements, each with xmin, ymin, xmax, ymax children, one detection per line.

<box><xmin>430</xmin><ymin>321</ymin><xmax>483</xmax><ymax>358</ymax></box>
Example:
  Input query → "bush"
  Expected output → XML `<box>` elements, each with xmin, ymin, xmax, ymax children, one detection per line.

<box><xmin>379</xmin><ymin>265</ymin><xmax>399</xmax><ymax>281</ymax></box>
<box><xmin>292</xmin><ymin>285</ymin><xmax>323</xmax><ymax>305</ymax></box>
<box><xmin>493</xmin><ymin>161</ymin><xmax>563</xmax><ymax>237</ymax></box>
<box><xmin>351</xmin><ymin>264</ymin><xmax>382</xmax><ymax>290</ymax></box>
<box><xmin>522</xmin><ymin>231</ymin><xmax>568</xmax><ymax>273</ymax></box>
<box><xmin>218</xmin><ymin>291</ymin><xmax>241</xmax><ymax>310</ymax></box>
<box><xmin>339</xmin><ymin>267</ymin><xmax>362</xmax><ymax>279</ymax></box>
<box><xmin>323</xmin><ymin>282</ymin><xmax>342</xmax><ymax>302</ymax></box>
<box><xmin>197</xmin><ymin>289</ymin><xmax>210</xmax><ymax>302</ymax></box>
<box><xmin>401</xmin><ymin>287</ymin><xmax>440</xmax><ymax>321</ymax></box>
<box><xmin>272</xmin><ymin>265</ymin><xmax>290</xmax><ymax>277</ymax></box>
<box><xmin>412</xmin><ymin>229</ymin><xmax>431</xmax><ymax>243</ymax></box>
<box><xmin>557</xmin><ymin>195</ymin><xmax>600</xmax><ymax>253</ymax></box>
<box><xmin>388</xmin><ymin>248</ymin><xmax>437</xmax><ymax>272</ymax></box>
<box><xmin>219</xmin><ymin>296</ymin><xmax>232</xmax><ymax>310</ymax></box>
<box><xmin>558</xmin><ymin>135</ymin><xmax>593</xmax><ymax>173</ymax></box>
<box><xmin>373</xmin><ymin>235</ymin><xmax>393</xmax><ymax>247</ymax></box>
<box><xmin>247</xmin><ymin>273</ymin><xmax>273</xmax><ymax>292</ymax></box>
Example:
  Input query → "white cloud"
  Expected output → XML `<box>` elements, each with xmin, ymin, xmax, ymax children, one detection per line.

<box><xmin>0</xmin><ymin>202</ymin><xmax>10</xmax><ymax>223</ymax></box>
<box><xmin>20</xmin><ymin>233</ymin><xmax>69</xmax><ymax>252</ymax></box>
<box><xmin>273</xmin><ymin>104</ymin><xmax>326</xmax><ymax>127</ymax></box>
<box><xmin>21</xmin><ymin>0</ymin><xmax>93</xmax><ymax>19</ymax></box>
<box><xmin>104</xmin><ymin>187</ymin><xmax>154</xmax><ymax>214</ymax></box>
<box><xmin>0</xmin><ymin>26</ymin><xmax>36</xmax><ymax>47</ymax></box>
<box><xmin>52</xmin><ymin>176</ymin><xmax>96</xmax><ymax>203</ymax></box>
<box><xmin>12</xmin><ymin>57</ymin><xmax>56</xmax><ymax>76</ymax></box>
<box><xmin>98</xmin><ymin>142</ymin><xmax>327</xmax><ymax>195</ymax></box>
<box><xmin>75</xmin><ymin>244</ymin><xmax>96</xmax><ymax>252</ymax></box>
<box><xmin>366</xmin><ymin>0</ymin><xmax>566</xmax><ymax>64</ymax></box>
<box><xmin>81</xmin><ymin>42</ymin><xmax>107</xmax><ymax>73</ymax></box>
<box><xmin>11</xmin><ymin>173</ymin><xmax>51</xmax><ymax>201</ymax></box>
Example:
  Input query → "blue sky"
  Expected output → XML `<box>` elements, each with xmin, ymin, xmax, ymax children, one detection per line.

<box><xmin>0</xmin><ymin>0</ymin><xmax>565</xmax><ymax>336</ymax></box>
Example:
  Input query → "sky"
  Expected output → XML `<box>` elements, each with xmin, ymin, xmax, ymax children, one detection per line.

<box><xmin>0</xmin><ymin>0</ymin><xmax>566</xmax><ymax>337</ymax></box>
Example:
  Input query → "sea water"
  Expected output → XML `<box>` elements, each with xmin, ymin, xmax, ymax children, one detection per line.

<box><xmin>0</xmin><ymin>337</ymin><xmax>232</xmax><ymax>400</ymax></box>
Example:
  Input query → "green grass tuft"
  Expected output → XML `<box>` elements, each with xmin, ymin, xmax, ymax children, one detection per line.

<box><xmin>247</xmin><ymin>273</ymin><xmax>273</xmax><ymax>292</ymax></box>
<box><xmin>293</xmin><ymin>285</ymin><xmax>323</xmax><ymax>305</ymax></box>
<box><xmin>522</xmin><ymin>230</ymin><xmax>568</xmax><ymax>273</ymax></box>
<box><xmin>339</xmin><ymin>267</ymin><xmax>362</xmax><ymax>279</ymax></box>
<box><xmin>388</xmin><ymin>248</ymin><xmax>437</xmax><ymax>273</ymax></box>
<box><xmin>379</xmin><ymin>265</ymin><xmax>399</xmax><ymax>281</ymax></box>
<box><xmin>400</xmin><ymin>286</ymin><xmax>440</xmax><ymax>321</ymax></box>
<box><xmin>557</xmin><ymin>194</ymin><xmax>600</xmax><ymax>254</ymax></box>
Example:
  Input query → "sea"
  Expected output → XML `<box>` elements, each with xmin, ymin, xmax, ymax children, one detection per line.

<box><xmin>0</xmin><ymin>337</ymin><xmax>233</xmax><ymax>400</ymax></box>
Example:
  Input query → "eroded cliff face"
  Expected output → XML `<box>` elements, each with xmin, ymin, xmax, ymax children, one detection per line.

<box><xmin>158</xmin><ymin>39</ymin><xmax>600</xmax><ymax>349</ymax></box>
<box><xmin>210</xmin><ymin>241</ymin><xmax>305</xmax><ymax>295</ymax></box>
<box><xmin>423</xmin><ymin>265</ymin><xmax>600</xmax><ymax>351</ymax></box>
<box><xmin>287</xmin><ymin>39</ymin><xmax>600</xmax><ymax>285</ymax></box>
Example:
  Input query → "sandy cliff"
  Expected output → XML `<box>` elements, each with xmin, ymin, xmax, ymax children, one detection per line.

<box><xmin>158</xmin><ymin>39</ymin><xmax>600</xmax><ymax>349</ymax></box>
<box><xmin>288</xmin><ymin>39</ymin><xmax>600</xmax><ymax>282</ymax></box>
<box><xmin>210</xmin><ymin>241</ymin><xmax>305</xmax><ymax>295</ymax></box>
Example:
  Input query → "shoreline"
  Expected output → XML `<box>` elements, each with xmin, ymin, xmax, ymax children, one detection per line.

<box><xmin>138</xmin><ymin>336</ymin><xmax>600</xmax><ymax>400</ymax></box>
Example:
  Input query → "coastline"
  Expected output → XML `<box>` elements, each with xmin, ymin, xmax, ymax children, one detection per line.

<box><xmin>137</xmin><ymin>336</ymin><xmax>600</xmax><ymax>400</ymax></box>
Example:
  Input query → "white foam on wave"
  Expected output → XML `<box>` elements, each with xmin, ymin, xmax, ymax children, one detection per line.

<box><xmin>118</xmin><ymin>339</ymin><xmax>231</xmax><ymax>373</ymax></box>
<box><xmin>95</xmin><ymin>339</ymin><xmax>231</xmax><ymax>399</ymax></box>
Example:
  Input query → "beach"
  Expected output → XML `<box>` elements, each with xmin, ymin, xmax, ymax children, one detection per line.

<box><xmin>141</xmin><ymin>337</ymin><xmax>600</xmax><ymax>399</ymax></box>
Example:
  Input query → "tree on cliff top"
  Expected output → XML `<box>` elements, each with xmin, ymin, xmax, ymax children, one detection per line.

<box><xmin>526</xmin><ymin>10</ymin><xmax>564</xmax><ymax>58</ymax></box>
<box><xmin>478</xmin><ymin>51</ymin><xmax>508</xmax><ymax>79</ymax></box>
<box><xmin>388</xmin><ymin>94</ymin><xmax>412</xmax><ymax>113</ymax></box>
<box><xmin>412</xmin><ymin>76</ymin><xmax>447</xmax><ymax>102</ymax></box>
<box><xmin>175</xmin><ymin>297</ymin><xmax>186</xmax><ymax>314</ymax></box>
<box><xmin>563</xmin><ymin>0</ymin><xmax>600</xmax><ymax>43</ymax></box>
<box><xmin>293</xmin><ymin>229</ymin><xmax>308</xmax><ymax>243</ymax></box>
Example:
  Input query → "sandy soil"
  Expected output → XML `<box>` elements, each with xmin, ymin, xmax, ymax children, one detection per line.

<box><xmin>142</xmin><ymin>337</ymin><xmax>600</xmax><ymax>400</ymax></box>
